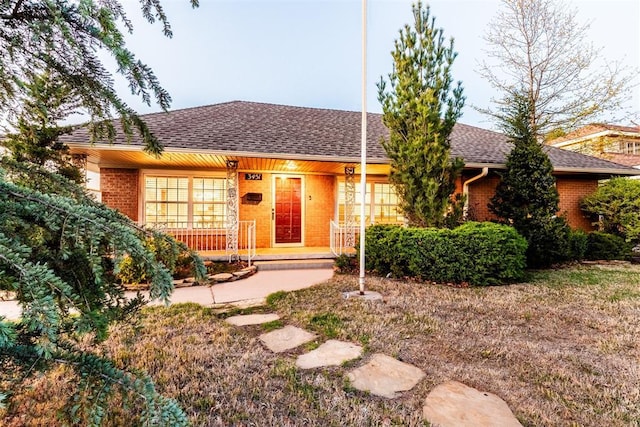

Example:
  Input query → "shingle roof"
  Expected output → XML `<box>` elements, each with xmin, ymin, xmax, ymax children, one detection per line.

<box><xmin>63</xmin><ymin>101</ymin><xmax>638</xmax><ymax>173</ymax></box>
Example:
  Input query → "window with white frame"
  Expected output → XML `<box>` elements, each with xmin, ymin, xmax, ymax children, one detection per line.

<box><xmin>337</xmin><ymin>180</ymin><xmax>403</xmax><ymax>225</ymax></box>
<box><xmin>619</xmin><ymin>140</ymin><xmax>640</xmax><ymax>155</ymax></box>
<box><xmin>373</xmin><ymin>182</ymin><xmax>403</xmax><ymax>224</ymax></box>
<box><xmin>144</xmin><ymin>175</ymin><xmax>226</xmax><ymax>228</ymax></box>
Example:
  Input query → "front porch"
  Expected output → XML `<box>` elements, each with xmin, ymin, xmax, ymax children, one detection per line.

<box><xmin>199</xmin><ymin>246</ymin><xmax>339</xmax><ymax>261</ymax></box>
<box><xmin>152</xmin><ymin>219</ymin><xmax>357</xmax><ymax>265</ymax></box>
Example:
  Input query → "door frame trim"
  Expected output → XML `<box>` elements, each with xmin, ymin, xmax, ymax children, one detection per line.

<box><xmin>271</xmin><ymin>174</ymin><xmax>305</xmax><ymax>248</ymax></box>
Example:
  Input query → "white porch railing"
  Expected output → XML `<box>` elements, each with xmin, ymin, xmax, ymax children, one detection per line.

<box><xmin>330</xmin><ymin>220</ymin><xmax>359</xmax><ymax>256</ymax></box>
<box><xmin>144</xmin><ymin>220</ymin><xmax>256</xmax><ymax>266</ymax></box>
<box><xmin>244</xmin><ymin>220</ymin><xmax>256</xmax><ymax>266</ymax></box>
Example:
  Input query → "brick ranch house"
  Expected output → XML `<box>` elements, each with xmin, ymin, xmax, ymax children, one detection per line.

<box><xmin>63</xmin><ymin>101</ymin><xmax>640</xmax><ymax>259</ymax></box>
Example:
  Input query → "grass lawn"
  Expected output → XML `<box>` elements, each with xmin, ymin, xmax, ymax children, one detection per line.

<box><xmin>2</xmin><ymin>263</ymin><xmax>639</xmax><ymax>426</ymax></box>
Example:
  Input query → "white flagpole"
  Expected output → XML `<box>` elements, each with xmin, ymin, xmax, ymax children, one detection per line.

<box><xmin>359</xmin><ymin>0</ymin><xmax>367</xmax><ymax>295</ymax></box>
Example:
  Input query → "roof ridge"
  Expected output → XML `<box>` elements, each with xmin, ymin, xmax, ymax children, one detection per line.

<box><xmin>127</xmin><ymin>100</ymin><xmax>384</xmax><ymax>120</ymax></box>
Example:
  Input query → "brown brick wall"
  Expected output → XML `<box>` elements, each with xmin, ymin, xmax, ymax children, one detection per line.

<box><xmin>239</xmin><ymin>172</ymin><xmax>272</xmax><ymax>248</ymax></box>
<box><xmin>556</xmin><ymin>177</ymin><xmax>598</xmax><ymax>231</ymax></box>
<box><xmin>237</xmin><ymin>173</ymin><xmax>336</xmax><ymax>248</ymax></box>
<box><xmin>98</xmin><ymin>168</ymin><xmax>598</xmax><ymax>249</ymax></box>
<box><xmin>463</xmin><ymin>172</ymin><xmax>597</xmax><ymax>230</ymax></box>
<box><xmin>304</xmin><ymin>175</ymin><xmax>336</xmax><ymax>247</ymax></box>
<box><xmin>465</xmin><ymin>175</ymin><xmax>500</xmax><ymax>222</ymax></box>
<box><xmin>100</xmin><ymin>168</ymin><xmax>139</xmax><ymax>221</ymax></box>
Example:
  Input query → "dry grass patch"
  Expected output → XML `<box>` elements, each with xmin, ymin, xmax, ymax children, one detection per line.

<box><xmin>2</xmin><ymin>264</ymin><xmax>639</xmax><ymax>426</ymax></box>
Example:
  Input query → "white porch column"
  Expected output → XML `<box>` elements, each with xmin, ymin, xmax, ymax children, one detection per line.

<box><xmin>344</xmin><ymin>166</ymin><xmax>356</xmax><ymax>248</ymax></box>
<box><xmin>226</xmin><ymin>160</ymin><xmax>239</xmax><ymax>261</ymax></box>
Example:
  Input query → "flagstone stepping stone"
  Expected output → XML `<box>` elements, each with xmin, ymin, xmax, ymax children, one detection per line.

<box><xmin>259</xmin><ymin>325</ymin><xmax>317</xmax><ymax>353</ymax></box>
<box><xmin>346</xmin><ymin>353</ymin><xmax>425</xmax><ymax>398</ymax></box>
<box><xmin>225</xmin><ymin>313</ymin><xmax>280</xmax><ymax>326</ymax></box>
<box><xmin>211</xmin><ymin>273</ymin><xmax>234</xmax><ymax>282</ymax></box>
<box><xmin>423</xmin><ymin>381</ymin><xmax>522</xmax><ymax>427</ymax></box>
<box><xmin>232</xmin><ymin>269</ymin><xmax>252</xmax><ymax>278</ymax></box>
<box><xmin>296</xmin><ymin>340</ymin><xmax>363</xmax><ymax>369</ymax></box>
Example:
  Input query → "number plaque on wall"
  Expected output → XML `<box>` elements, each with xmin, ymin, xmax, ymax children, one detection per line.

<box><xmin>244</xmin><ymin>173</ymin><xmax>262</xmax><ymax>181</ymax></box>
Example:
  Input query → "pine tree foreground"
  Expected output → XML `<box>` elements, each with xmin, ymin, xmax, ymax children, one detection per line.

<box><xmin>1</xmin><ymin>1</ymin><xmax>205</xmax><ymax>424</ymax></box>
<box><xmin>0</xmin><ymin>158</ymin><xmax>207</xmax><ymax>425</ymax></box>
<box><xmin>377</xmin><ymin>1</ymin><xmax>465</xmax><ymax>228</ymax></box>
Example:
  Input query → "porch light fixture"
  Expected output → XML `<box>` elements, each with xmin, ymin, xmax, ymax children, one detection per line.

<box><xmin>285</xmin><ymin>160</ymin><xmax>297</xmax><ymax>170</ymax></box>
<box><xmin>226</xmin><ymin>159</ymin><xmax>239</xmax><ymax>169</ymax></box>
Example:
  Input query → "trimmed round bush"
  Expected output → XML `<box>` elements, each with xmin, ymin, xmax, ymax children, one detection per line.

<box><xmin>363</xmin><ymin>222</ymin><xmax>527</xmax><ymax>286</ymax></box>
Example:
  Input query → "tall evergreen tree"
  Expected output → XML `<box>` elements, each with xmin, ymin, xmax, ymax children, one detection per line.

<box><xmin>377</xmin><ymin>1</ymin><xmax>465</xmax><ymax>228</ymax></box>
<box><xmin>489</xmin><ymin>93</ymin><xmax>570</xmax><ymax>268</ymax></box>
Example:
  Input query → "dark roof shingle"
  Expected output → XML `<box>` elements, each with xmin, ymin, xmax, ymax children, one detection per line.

<box><xmin>64</xmin><ymin>101</ymin><xmax>638</xmax><ymax>173</ymax></box>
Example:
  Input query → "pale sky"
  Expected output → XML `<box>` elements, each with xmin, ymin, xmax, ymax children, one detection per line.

<box><xmin>111</xmin><ymin>0</ymin><xmax>640</xmax><ymax>130</ymax></box>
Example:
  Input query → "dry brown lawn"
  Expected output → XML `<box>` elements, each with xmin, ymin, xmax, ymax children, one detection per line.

<box><xmin>2</xmin><ymin>263</ymin><xmax>639</xmax><ymax>426</ymax></box>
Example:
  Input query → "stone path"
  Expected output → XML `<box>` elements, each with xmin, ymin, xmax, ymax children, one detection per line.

<box><xmin>259</xmin><ymin>325</ymin><xmax>317</xmax><ymax>353</ymax></box>
<box><xmin>423</xmin><ymin>381</ymin><xmax>522</xmax><ymax>426</ymax></box>
<box><xmin>225</xmin><ymin>313</ymin><xmax>280</xmax><ymax>326</ymax></box>
<box><xmin>225</xmin><ymin>313</ymin><xmax>521</xmax><ymax>425</ymax></box>
<box><xmin>346</xmin><ymin>353</ymin><xmax>426</xmax><ymax>399</ymax></box>
<box><xmin>296</xmin><ymin>339</ymin><xmax>363</xmax><ymax>370</ymax></box>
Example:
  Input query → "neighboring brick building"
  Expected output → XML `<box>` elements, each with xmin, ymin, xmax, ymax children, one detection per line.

<box><xmin>62</xmin><ymin>102</ymin><xmax>640</xmax><ymax>255</ymax></box>
<box><xmin>547</xmin><ymin>124</ymin><xmax>640</xmax><ymax>171</ymax></box>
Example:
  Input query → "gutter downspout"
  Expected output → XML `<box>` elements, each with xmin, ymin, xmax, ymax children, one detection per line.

<box><xmin>462</xmin><ymin>167</ymin><xmax>489</xmax><ymax>219</ymax></box>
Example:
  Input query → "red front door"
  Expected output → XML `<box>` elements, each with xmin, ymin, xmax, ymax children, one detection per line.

<box><xmin>275</xmin><ymin>177</ymin><xmax>302</xmax><ymax>244</ymax></box>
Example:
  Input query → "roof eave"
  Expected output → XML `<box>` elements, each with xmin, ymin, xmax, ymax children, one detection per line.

<box><xmin>552</xmin><ymin>166</ymin><xmax>640</xmax><ymax>176</ymax></box>
<box><xmin>65</xmin><ymin>142</ymin><xmax>391</xmax><ymax>164</ymax></box>
<box><xmin>66</xmin><ymin>143</ymin><xmax>638</xmax><ymax>175</ymax></box>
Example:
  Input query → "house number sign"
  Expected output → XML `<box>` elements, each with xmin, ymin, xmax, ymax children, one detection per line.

<box><xmin>245</xmin><ymin>173</ymin><xmax>263</xmax><ymax>181</ymax></box>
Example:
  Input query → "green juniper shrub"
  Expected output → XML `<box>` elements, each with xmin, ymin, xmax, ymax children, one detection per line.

<box><xmin>522</xmin><ymin>216</ymin><xmax>572</xmax><ymax>268</ymax></box>
<box><xmin>567</xmin><ymin>229</ymin><xmax>588</xmax><ymax>261</ymax></box>
<box><xmin>334</xmin><ymin>253</ymin><xmax>358</xmax><ymax>274</ymax></box>
<box><xmin>364</xmin><ymin>222</ymin><xmax>527</xmax><ymax>285</ymax></box>
<box><xmin>585</xmin><ymin>232</ymin><xmax>632</xmax><ymax>261</ymax></box>
<box><xmin>581</xmin><ymin>177</ymin><xmax>640</xmax><ymax>244</ymax></box>
<box><xmin>116</xmin><ymin>233</ymin><xmax>205</xmax><ymax>285</ymax></box>
<box><xmin>488</xmin><ymin>93</ymin><xmax>572</xmax><ymax>269</ymax></box>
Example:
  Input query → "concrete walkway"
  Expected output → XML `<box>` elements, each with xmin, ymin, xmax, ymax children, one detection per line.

<box><xmin>0</xmin><ymin>268</ymin><xmax>334</xmax><ymax>320</ymax></box>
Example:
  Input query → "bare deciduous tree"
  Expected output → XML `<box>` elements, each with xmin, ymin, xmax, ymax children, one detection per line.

<box><xmin>477</xmin><ymin>0</ymin><xmax>637</xmax><ymax>137</ymax></box>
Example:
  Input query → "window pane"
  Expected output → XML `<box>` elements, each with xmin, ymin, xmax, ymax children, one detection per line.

<box><xmin>374</xmin><ymin>183</ymin><xmax>403</xmax><ymax>224</ymax></box>
<box><xmin>192</xmin><ymin>177</ymin><xmax>227</xmax><ymax>227</ymax></box>
<box><xmin>144</xmin><ymin>176</ymin><xmax>189</xmax><ymax>226</ymax></box>
<box><xmin>144</xmin><ymin>176</ymin><xmax>226</xmax><ymax>227</ymax></box>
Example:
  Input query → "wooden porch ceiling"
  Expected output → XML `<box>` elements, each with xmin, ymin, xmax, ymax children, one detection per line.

<box><xmin>69</xmin><ymin>146</ymin><xmax>392</xmax><ymax>175</ymax></box>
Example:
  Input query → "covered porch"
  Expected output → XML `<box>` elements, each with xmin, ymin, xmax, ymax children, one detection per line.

<box><xmin>69</xmin><ymin>143</ymin><xmax>378</xmax><ymax>263</ymax></box>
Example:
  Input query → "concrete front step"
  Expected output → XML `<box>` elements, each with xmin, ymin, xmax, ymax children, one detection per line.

<box><xmin>254</xmin><ymin>259</ymin><xmax>335</xmax><ymax>271</ymax></box>
<box><xmin>251</xmin><ymin>252</ymin><xmax>336</xmax><ymax>261</ymax></box>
